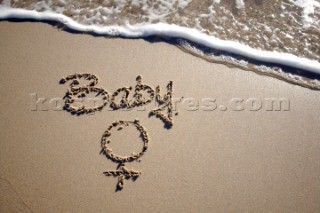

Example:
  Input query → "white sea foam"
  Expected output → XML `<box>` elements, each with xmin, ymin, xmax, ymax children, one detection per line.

<box><xmin>289</xmin><ymin>0</ymin><xmax>320</xmax><ymax>27</ymax></box>
<box><xmin>1</xmin><ymin>7</ymin><xmax>319</xmax><ymax>75</ymax></box>
<box><xmin>235</xmin><ymin>0</ymin><xmax>245</xmax><ymax>9</ymax></box>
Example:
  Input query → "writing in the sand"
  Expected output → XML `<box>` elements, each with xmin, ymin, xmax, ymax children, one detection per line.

<box><xmin>60</xmin><ymin>73</ymin><xmax>175</xmax><ymax>191</ymax></box>
<box><xmin>60</xmin><ymin>74</ymin><xmax>174</xmax><ymax>127</ymax></box>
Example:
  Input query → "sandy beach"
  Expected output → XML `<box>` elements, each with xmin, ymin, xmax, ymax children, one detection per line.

<box><xmin>0</xmin><ymin>21</ymin><xmax>320</xmax><ymax>212</ymax></box>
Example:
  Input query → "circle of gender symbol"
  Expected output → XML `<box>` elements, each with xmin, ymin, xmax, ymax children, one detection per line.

<box><xmin>101</xmin><ymin>119</ymin><xmax>149</xmax><ymax>190</ymax></box>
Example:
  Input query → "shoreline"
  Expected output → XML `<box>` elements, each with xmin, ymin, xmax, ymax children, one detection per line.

<box><xmin>2</xmin><ymin>18</ymin><xmax>320</xmax><ymax>90</ymax></box>
<box><xmin>1</xmin><ymin>7</ymin><xmax>320</xmax><ymax>75</ymax></box>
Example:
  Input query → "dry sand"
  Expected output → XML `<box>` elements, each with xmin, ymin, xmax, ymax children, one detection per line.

<box><xmin>0</xmin><ymin>22</ymin><xmax>320</xmax><ymax>212</ymax></box>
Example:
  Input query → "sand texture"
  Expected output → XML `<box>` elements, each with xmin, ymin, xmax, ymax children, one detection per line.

<box><xmin>0</xmin><ymin>22</ymin><xmax>320</xmax><ymax>212</ymax></box>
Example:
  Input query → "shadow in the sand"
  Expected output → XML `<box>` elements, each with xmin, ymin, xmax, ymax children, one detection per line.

<box><xmin>148</xmin><ymin>112</ymin><xmax>173</xmax><ymax>130</ymax></box>
<box><xmin>2</xmin><ymin>18</ymin><xmax>117</xmax><ymax>38</ymax></box>
<box><xmin>145</xmin><ymin>36</ymin><xmax>320</xmax><ymax>83</ymax></box>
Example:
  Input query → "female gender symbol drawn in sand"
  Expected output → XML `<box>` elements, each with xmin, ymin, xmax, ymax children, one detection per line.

<box><xmin>101</xmin><ymin>119</ymin><xmax>149</xmax><ymax>190</ymax></box>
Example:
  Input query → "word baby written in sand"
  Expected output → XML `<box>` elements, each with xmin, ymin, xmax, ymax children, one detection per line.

<box><xmin>60</xmin><ymin>73</ymin><xmax>174</xmax><ymax>127</ymax></box>
<box><xmin>60</xmin><ymin>73</ymin><xmax>175</xmax><ymax>190</ymax></box>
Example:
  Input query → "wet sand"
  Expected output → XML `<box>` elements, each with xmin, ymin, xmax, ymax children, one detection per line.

<box><xmin>0</xmin><ymin>22</ymin><xmax>320</xmax><ymax>212</ymax></box>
